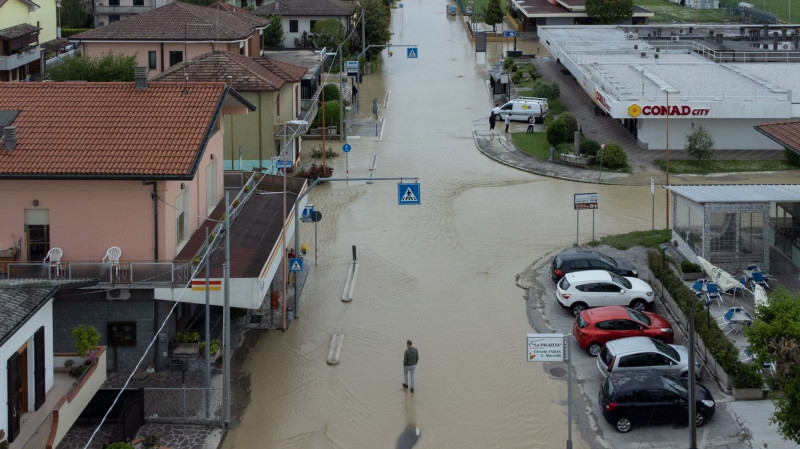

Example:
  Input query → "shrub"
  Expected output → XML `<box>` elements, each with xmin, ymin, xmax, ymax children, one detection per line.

<box><xmin>510</xmin><ymin>64</ymin><xmax>518</xmax><ymax>72</ymax></box>
<box><xmin>504</xmin><ymin>57</ymin><xmax>514</xmax><ymax>69</ymax></box>
<box><xmin>530</xmin><ymin>79</ymin><xmax>560</xmax><ymax>100</ymax></box>
<box><xmin>310</xmin><ymin>146</ymin><xmax>339</xmax><ymax>159</ymax></box>
<box><xmin>680</xmin><ymin>260</ymin><xmax>702</xmax><ymax>273</ymax></box>
<box><xmin>511</xmin><ymin>71</ymin><xmax>522</xmax><ymax>84</ymax></box>
<box><xmin>71</xmin><ymin>325</ymin><xmax>100</xmax><ymax>358</ymax></box>
<box><xmin>560</xmin><ymin>112</ymin><xmax>578</xmax><ymax>138</ymax></box>
<box><xmin>299</xmin><ymin>163</ymin><xmax>334</xmax><ymax>180</ymax></box>
<box><xmin>597</xmin><ymin>142</ymin><xmax>627</xmax><ymax>168</ymax></box>
<box><xmin>546</xmin><ymin>119</ymin><xmax>568</xmax><ymax>145</ymax></box>
<box><xmin>105</xmin><ymin>443</ymin><xmax>134</xmax><ymax>449</ymax></box>
<box><xmin>733</xmin><ymin>360</ymin><xmax>764</xmax><ymax>389</ymax></box>
<box><xmin>580</xmin><ymin>140</ymin><xmax>600</xmax><ymax>156</ymax></box>
<box><xmin>322</xmin><ymin>83</ymin><xmax>340</xmax><ymax>101</ymax></box>
<box><xmin>785</xmin><ymin>148</ymin><xmax>800</xmax><ymax>167</ymax></box>
<box><xmin>312</xmin><ymin>100</ymin><xmax>341</xmax><ymax>130</ymax></box>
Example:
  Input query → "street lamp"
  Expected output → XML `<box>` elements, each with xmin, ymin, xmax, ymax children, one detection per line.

<box><xmin>281</xmin><ymin>119</ymin><xmax>307</xmax><ymax>330</ymax></box>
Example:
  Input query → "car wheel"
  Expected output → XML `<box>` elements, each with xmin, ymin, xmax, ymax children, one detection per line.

<box><xmin>571</xmin><ymin>303</ymin><xmax>588</xmax><ymax>317</ymax></box>
<box><xmin>588</xmin><ymin>342</ymin><xmax>603</xmax><ymax>357</ymax></box>
<box><xmin>494</xmin><ymin>114</ymin><xmax>503</xmax><ymax>121</ymax></box>
<box><xmin>615</xmin><ymin>416</ymin><xmax>632</xmax><ymax>433</ymax></box>
<box><xmin>630</xmin><ymin>299</ymin><xmax>647</xmax><ymax>312</ymax></box>
<box><xmin>695</xmin><ymin>411</ymin><xmax>707</xmax><ymax>427</ymax></box>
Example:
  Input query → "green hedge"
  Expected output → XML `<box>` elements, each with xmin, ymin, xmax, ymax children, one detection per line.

<box><xmin>646</xmin><ymin>250</ymin><xmax>762</xmax><ymax>388</ymax></box>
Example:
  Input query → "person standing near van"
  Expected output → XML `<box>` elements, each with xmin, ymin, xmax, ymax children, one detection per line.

<box><xmin>489</xmin><ymin>113</ymin><xmax>496</xmax><ymax>133</ymax></box>
<box><xmin>526</xmin><ymin>115</ymin><xmax>535</xmax><ymax>133</ymax></box>
<box><xmin>504</xmin><ymin>114</ymin><xmax>511</xmax><ymax>133</ymax></box>
<box><xmin>403</xmin><ymin>340</ymin><xmax>418</xmax><ymax>393</ymax></box>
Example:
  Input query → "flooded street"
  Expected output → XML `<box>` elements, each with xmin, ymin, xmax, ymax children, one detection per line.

<box><xmin>222</xmin><ymin>3</ymin><xmax>664</xmax><ymax>448</ymax></box>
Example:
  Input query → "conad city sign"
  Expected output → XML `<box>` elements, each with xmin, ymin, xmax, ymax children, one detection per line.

<box><xmin>628</xmin><ymin>104</ymin><xmax>711</xmax><ymax>118</ymax></box>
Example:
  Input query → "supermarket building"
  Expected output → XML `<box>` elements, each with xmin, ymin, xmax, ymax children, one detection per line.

<box><xmin>538</xmin><ymin>24</ymin><xmax>800</xmax><ymax>151</ymax></box>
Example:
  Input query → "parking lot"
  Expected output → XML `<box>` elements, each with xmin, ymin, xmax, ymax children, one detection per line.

<box><xmin>524</xmin><ymin>245</ymin><xmax>754</xmax><ymax>448</ymax></box>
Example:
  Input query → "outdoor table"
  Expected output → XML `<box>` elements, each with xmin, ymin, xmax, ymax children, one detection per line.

<box><xmin>727</xmin><ymin>309</ymin><xmax>754</xmax><ymax>334</ymax></box>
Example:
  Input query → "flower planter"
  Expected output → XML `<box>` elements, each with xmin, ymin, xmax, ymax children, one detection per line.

<box><xmin>680</xmin><ymin>271</ymin><xmax>703</xmax><ymax>281</ymax></box>
<box><xmin>732</xmin><ymin>387</ymin><xmax>765</xmax><ymax>400</ymax></box>
<box><xmin>560</xmin><ymin>153</ymin><xmax>595</xmax><ymax>168</ymax></box>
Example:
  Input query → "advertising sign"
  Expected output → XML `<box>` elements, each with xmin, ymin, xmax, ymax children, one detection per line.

<box><xmin>574</xmin><ymin>193</ymin><xmax>598</xmax><ymax>210</ymax></box>
<box><xmin>527</xmin><ymin>333</ymin><xmax>566</xmax><ymax>362</ymax></box>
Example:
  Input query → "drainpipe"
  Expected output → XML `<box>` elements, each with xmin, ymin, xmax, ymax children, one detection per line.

<box><xmin>143</xmin><ymin>180</ymin><xmax>159</xmax><ymax>368</ymax></box>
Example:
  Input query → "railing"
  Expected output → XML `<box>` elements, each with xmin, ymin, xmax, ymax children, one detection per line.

<box><xmin>4</xmin><ymin>260</ymin><xmax>193</xmax><ymax>285</ymax></box>
<box><xmin>142</xmin><ymin>387</ymin><xmax>222</xmax><ymax>421</ymax></box>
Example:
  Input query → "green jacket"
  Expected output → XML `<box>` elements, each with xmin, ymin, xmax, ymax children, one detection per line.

<box><xmin>404</xmin><ymin>347</ymin><xmax>419</xmax><ymax>366</ymax></box>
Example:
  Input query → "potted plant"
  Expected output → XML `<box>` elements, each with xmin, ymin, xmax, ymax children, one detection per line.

<box><xmin>732</xmin><ymin>361</ymin><xmax>765</xmax><ymax>400</ymax></box>
<box><xmin>72</xmin><ymin>324</ymin><xmax>100</xmax><ymax>365</ymax></box>
<box><xmin>680</xmin><ymin>260</ymin><xmax>703</xmax><ymax>281</ymax></box>
<box><xmin>199</xmin><ymin>338</ymin><xmax>220</xmax><ymax>357</ymax></box>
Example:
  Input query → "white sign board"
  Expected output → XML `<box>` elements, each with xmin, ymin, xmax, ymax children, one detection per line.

<box><xmin>526</xmin><ymin>333</ymin><xmax>566</xmax><ymax>362</ymax></box>
<box><xmin>573</xmin><ymin>192</ymin><xmax>598</xmax><ymax>210</ymax></box>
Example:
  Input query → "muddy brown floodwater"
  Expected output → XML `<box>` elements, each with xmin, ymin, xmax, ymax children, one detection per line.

<box><xmin>222</xmin><ymin>3</ymin><xmax>664</xmax><ymax>449</ymax></box>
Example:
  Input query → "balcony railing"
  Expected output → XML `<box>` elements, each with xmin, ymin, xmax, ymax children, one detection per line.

<box><xmin>4</xmin><ymin>261</ymin><xmax>193</xmax><ymax>286</ymax></box>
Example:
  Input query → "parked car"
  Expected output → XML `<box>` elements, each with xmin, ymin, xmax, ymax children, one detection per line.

<box><xmin>549</xmin><ymin>250</ymin><xmax>638</xmax><ymax>282</ymax></box>
<box><xmin>573</xmin><ymin>306</ymin><xmax>674</xmax><ymax>356</ymax></box>
<box><xmin>598</xmin><ymin>370</ymin><xmax>715</xmax><ymax>433</ymax></box>
<box><xmin>556</xmin><ymin>270</ymin><xmax>653</xmax><ymax>316</ymax></box>
<box><xmin>597</xmin><ymin>336</ymin><xmax>703</xmax><ymax>380</ymax></box>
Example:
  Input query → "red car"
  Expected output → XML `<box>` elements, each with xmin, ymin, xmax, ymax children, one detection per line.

<box><xmin>573</xmin><ymin>306</ymin><xmax>674</xmax><ymax>356</ymax></box>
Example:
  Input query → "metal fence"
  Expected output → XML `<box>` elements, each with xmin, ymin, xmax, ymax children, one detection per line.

<box><xmin>142</xmin><ymin>387</ymin><xmax>222</xmax><ymax>421</ymax></box>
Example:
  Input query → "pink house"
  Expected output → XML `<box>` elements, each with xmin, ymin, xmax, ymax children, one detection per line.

<box><xmin>70</xmin><ymin>1</ymin><xmax>269</xmax><ymax>79</ymax></box>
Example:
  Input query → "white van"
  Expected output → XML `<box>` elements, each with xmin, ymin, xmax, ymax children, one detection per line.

<box><xmin>492</xmin><ymin>97</ymin><xmax>549</xmax><ymax>123</ymax></box>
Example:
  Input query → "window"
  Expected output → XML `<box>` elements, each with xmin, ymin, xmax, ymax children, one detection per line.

<box><xmin>310</xmin><ymin>20</ymin><xmax>317</xmax><ymax>32</ymax></box>
<box><xmin>206</xmin><ymin>159</ymin><xmax>217</xmax><ymax>214</ymax></box>
<box><xmin>169</xmin><ymin>51</ymin><xmax>183</xmax><ymax>67</ymax></box>
<box><xmin>133</xmin><ymin>0</ymin><xmax>144</xmax><ymax>5</ymax></box>
<box><xmin>176</xmin><ymin>189</ymin><xmax>189</xmax><ymax>244</ymax></box>
<box><xmin>148</xmin><ymin>51</ymin><xmax>157</xmax><ymax>69</ymax></box>
<box><xmin>289</xmin><ymin>20</ymin><xmax>298</xmax><ymax>33</ymax></box>
<box><xmin>109</xmin><ymin>0</ymin><xmax>119</xmax><ymax>5</ymax></box>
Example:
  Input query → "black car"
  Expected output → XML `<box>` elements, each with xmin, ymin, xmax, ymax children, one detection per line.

<box><xmin>598</xmin><ymin>370</ymin><xmax>716</xmax><ymax>433</ymax></box>
<box><xmin>549</xmin><ymin>250</ymin><xmax>638</xmax><ymax>281</ymax></box>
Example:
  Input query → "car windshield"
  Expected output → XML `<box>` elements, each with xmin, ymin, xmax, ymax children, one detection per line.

<box><xmin>597</xmin><ymin>252</ymin><xmax>618</xmax><ymax>267</ymax></box>
<box><xmin>610</xmin><ymin>273</ymin><xmax>632</xmax><ymax>289</ymax></box>
<box><xmin>662</xmin><ymin>374</ymin><xmax>688</xmax><ymax>397</ymax></box>
<box><xmin>626</xmin><ymin>308</ymin><xmax>651</xmax><ymax>325</ymax></box>
<box><xmin>575</xmin><ymin>315</ymin><xmax>588</xmax><ymax>328</ymax></box>
<box><xmin>652</xmin><ymin>338</ymin><xmax>680</xmax><ymax>360</ymax></box>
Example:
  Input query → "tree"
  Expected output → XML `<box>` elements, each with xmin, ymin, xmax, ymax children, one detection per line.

<box><xmin>263</xmin><ymin>15</ymin><xmax>284</xmax><ymax>48</ymax></box>
<box><xmin>684</xmin><ymin>125</ymin><xmax>714</xmax><ymax>161</ymax></box>
<box><xmin>746</xmin><ymin>287</ymin><xmax>800</xmax><ymax>444</ymax></box>
<box><xmin>484</xmin><ymin>0</ymin><xmax>504</xmax><ymax>31</ymax></box>
<box><xmin>585</xmin><ymin>0</ymin><xmax>633</xmax><ymax>24</ymax></box>
<box><xmin>314</xmin><ymin>19</ymin><xmax>347</xmax><ymax>56</ymax></box>
<box><xmin>46</xmin><ymin>52</ymin><xmax>136</xmax><ymax>82</ymax></box>
<box><xmin>597</xmin><ymin>142</ymin><xmax>627</xmax><ymax>168</ymax></box>
<box><xmin>61</xmin><ymin>0</ymin><xmax>89</xmax><ymax>28</ymax></box>
<box><xmin>353</xmin><ymin>0</ymin><xmax>391</xmax><ymax>60</ymax></box>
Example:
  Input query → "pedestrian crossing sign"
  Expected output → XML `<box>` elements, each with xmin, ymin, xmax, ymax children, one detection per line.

<box><xmin>398</xmin><ymin>182</ymin><xmax>421</xmax><ymax>205</ymax></box>
<box><xmin>289</xmin><ymin>257</ymin><xmax>303</xmax><ymax>272</ymax></box>
<box><xmin>407</xmin><ymin>47</ymin><xmax>418</xmax><ymax>59</ymax></box>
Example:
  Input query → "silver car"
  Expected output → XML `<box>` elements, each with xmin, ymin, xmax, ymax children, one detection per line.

<box><xmin>597</xmin><ymin>336</ymin><xmax>703</xmax><ymax>381</ymax></box>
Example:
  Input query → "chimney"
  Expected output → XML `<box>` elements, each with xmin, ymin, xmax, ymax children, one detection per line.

<box><xmin>3</xmin><ymin>126</ymin><xmax>17</xmax><ymax>152</ymax></box>
<box><xmin>135</xmin><ymin>66</ymin><xmax>148</xmax><ymax>90</ymax></box>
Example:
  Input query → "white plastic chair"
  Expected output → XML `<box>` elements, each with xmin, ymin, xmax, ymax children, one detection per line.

<box><xmin>103</xmin><ymin>246</ymin><xmax>122</xmax><ymax>277</ymax></box>
<box><xmin>44</xmin><ymin>247</ymin><xmax>63</xmax><ymax>277</ymax></box>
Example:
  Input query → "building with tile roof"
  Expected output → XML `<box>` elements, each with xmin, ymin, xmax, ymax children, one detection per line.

<box><xmin>70</xmin><ymin>1</ymin><xmax>269</xmax><ymax>78</ymax></box>
<box><xmin>0</xmin><ymin>0</ymin><xmax>58</xmax><ymax>81</ymax></box>
<box><xmin>0</xmin><ymin>279</ymin><xmax>105</xmax><ymax>449</ymax></box>
<box><xmin>508</xmin><ymin>0</ymin><xmax>652</xmax><ymax>30</ymax></box>
<box><xmin>251</xmin><ymin>0</ymin><xmax>353</xmax><ymax>49</ymax></box>
<box><xmin>539</xmin><ymin>24</ymin><xmax>800</xmax><ymax>151</ymax></box>
<box><xmin>152</xmin><ymin>50</ymin><xmax>310</xmax><ymax>173</ymax></box>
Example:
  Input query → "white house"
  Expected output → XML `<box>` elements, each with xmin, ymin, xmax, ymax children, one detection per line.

<box><xmin>251</xmin><ymin>0</ymin><xmax>353</xmax><ymax>49</ymax></box>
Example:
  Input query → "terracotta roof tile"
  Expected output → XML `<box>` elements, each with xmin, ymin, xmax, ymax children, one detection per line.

<box><xmin>151</xmin><ymin>51</ymin><xmax>307</xmax><ymax>91</ymax></box>
<box><xmin>0</xmin><ymin>82</ymin><xmax>229</xmax><ymax>178</ymax></box>
<box><xmin>756</xmin><ymin>120</ymin><xmax>800</xmax><ymax>152</ymax></box>
<box><xmin>70</xmin><ymin>2</ymin><xmax>268</xmax><ymax>42</ymax></box>
<box><xmin>251</xmin><ymin>0</ymin><xmax>353</xmax><ymax>17</ymax></box>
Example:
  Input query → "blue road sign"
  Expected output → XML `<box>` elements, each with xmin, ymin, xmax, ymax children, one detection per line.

<box><xmin>289</xmin><ymin>258</ymin><xmax>303</xmax><ymax>272</ymax></box>
<box><xmin>407</xmin><ymin>47</ymin><xmax>418</xmax><ymax>59</ymax></box>
<box><xmin>504</xmin><ymin>30</ymin><xmax>516</xmax><ymax>37</ymax></box>
<box><xmin>397</xmin><ymin>183</ymin><xmax>421</xmax><ymax>205</ymax></box>
<box><xmin>399</xmin><ymin>3</ymin><xmax>403</xmax><ymax>7</ymax></box>
<box><xmin>342</xmin><ymin>143</ymin><xmax>352</xmax><ymax>153</ymax></box>
<box><xmin>275</xmin><ymin>160</ymin><xmax>293</xmax><ymax>169</ymax></box>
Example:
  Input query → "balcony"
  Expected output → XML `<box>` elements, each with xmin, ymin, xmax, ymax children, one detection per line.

<box><xmin>4</xmin><ymin>260</ymin><xmax>193</xmax><ymax>286</ymax></box>
<box><xmin>9</xmin><ymin>348</ymin><xmax>107</xmax><ymax>449</ymax></box>
<box><xmin>0</xmin><ymin>47</ymin><xmax>41</xmax><ymax>71</ymax></box>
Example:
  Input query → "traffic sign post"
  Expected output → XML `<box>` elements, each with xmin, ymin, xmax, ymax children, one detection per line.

<box><xmin>289</xmin><ymin>257</ymin><xmax>303</xmax><ymax>272</ymax></box>
<box><xmin>526</xmin><ymin>333</ymin><xmax>572</xmax><ymax>449</ymax></box>
<box><xmin>343</xmin><ymin>143</ymin><xmax>351</xmax><ymax>179</ymax></box>
<box><xmin>574</xmin><ymin>193</ymin><xmax>598</xmax><ymax>244</ymax></box>
<box><xmin>406</xmin><ymin>47</ymin><xmax>418</xmax><ymax>58</ymax></box>
<box><xmin>397</xmin><ymin>182</ymin><xmax>421</xmax><ymax>205</ymax></box>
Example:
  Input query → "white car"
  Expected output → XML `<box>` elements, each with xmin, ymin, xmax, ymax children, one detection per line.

<box><xmin>556</xmin><ymin>270</ymin><xmax>654</xmax><ymax>317</ymax></box>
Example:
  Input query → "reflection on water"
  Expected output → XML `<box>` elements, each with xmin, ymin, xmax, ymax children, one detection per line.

<box><xmin>222</xmin><ymin>2</ymin><xmax>658</xmax><ymax>449</ymax></box>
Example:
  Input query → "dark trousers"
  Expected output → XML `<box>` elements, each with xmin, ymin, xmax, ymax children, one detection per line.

<box><xmin>526</xmin><ymin>124</ymin><xmax>534</xmax><ymax>133</ymax></box>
